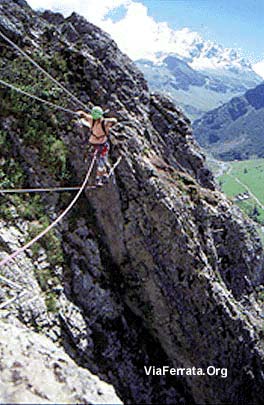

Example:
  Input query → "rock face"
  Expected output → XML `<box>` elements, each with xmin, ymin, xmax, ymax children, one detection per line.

<box><xmin>193</xmin><ymin>83</ymin><xmax>264</xmax><ymax>160</ymax></box>
<box><xmin>1</xmin><ymin>1</ymin><xmax>264</xmax><ymax>404</ymax></box>
<box><xmin>0</xmin><ymin>319</ymin><xmax>122</xmax><ymax>404</ymax></box>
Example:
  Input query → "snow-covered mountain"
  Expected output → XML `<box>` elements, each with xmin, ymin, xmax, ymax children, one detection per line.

<box><xmin>254</xmin><ymin>60</ymin><xmax>264</xmax><ymax>79</ymax></box>
<box><xmin>136</xmin><ymin>28</ymin><xmax>262</xmax><ymax>120</ymax></box>
<box><xmin>136</xmin><ymin>27</ymin><xmax>252</xmax><ymax>72</ymax></box>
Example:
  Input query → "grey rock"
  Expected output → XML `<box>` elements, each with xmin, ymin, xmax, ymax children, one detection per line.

<box><xmin>0</xmin><ymin>319</ymin><xmax>122</xmax><ymax>405</ymax></box>
<box><xmin>0</xmin><ymin>2</ymin><xmax>264</xmax><ymax>405</ymax></box>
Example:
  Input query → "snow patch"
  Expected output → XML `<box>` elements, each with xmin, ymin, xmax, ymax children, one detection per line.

<box><xmin>253</xmin><ymin>61</ymin><xmax>264</xmax><ymax>79</ymax></box>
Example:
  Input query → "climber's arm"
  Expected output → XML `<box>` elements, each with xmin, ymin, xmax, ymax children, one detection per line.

<box><xmin>77</xmin><ymin>110</ymin><xmax>93</xmax><ymax>127</ymax></box>
<box><xmin>105</xmin><ymin>117</ymin><xmax>118</xmax><ymax>131</ymax></box>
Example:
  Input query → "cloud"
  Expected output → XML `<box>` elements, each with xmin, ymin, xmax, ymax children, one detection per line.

<box><xmin>27</xmin><ymin>0</ymin><xmax>179</xmax><ymax>59</ymax></box>
<box><xmin>27</xmin><ymin>0</ymin><xmax>248</xmax><ymax>68</ymax></box>
<box><xmin>101</xmin><ymin>2</ymin><xmax>174</xmax><ymax>59</ymax></box>
<box><xmin>102</xmin><ymin>2</ymin><xmax>155</xmax><ymax>58</ymax></box>
<box><xmin>27</xmin><ymin>0</ymin><xmax>131</xmax><ymax>25</ymax></box>
<box><xmin>253</xmin><ymin>61</ymin><xmax>264</xmax><ymax>79</ymax></box>
<box><xmin>27</xmin><ymin>0</ymin><xmax>196</xmax><ymax>60</ymax></box>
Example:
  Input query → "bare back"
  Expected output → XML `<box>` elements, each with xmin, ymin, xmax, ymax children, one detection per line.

<box><xmin>78</xmin><ymin>112</ymin><xmax>117</xmax><ymax>145</ymax></box>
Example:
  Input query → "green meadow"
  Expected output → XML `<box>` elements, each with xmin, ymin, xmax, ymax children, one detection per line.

<box><xmin>210</xmin><ymin>158</ymin><xmax>264</xmax><ymax>242</ymax></box>
<box><xmin>220</xmin><ymin>159</ymin><xmax>264</xmax><ymax>200</ymax></box>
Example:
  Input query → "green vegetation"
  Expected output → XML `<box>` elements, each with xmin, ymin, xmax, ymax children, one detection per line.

<box><xmin>214</xmin><ymin>158</ymin><xmax>264</xmax><ymax>241</ymax></box>
<box><xmin>1</xmin><ymin>56</ymin><xmax>72</xmax><ymax>178</ymax></box>
<box><xmin>219</xmin><ymin>159</ymin><xmax>264</xmax><ymax>222</ymax></box>
<box><xmin>219</xmin><ymin>175</ymin><xmax>245</xmax><ymax>197</ymax></box>
<box><xmin>0</xmin><ymin>51</ymin><xmax>75</xmax><ymax>313</ymax></box>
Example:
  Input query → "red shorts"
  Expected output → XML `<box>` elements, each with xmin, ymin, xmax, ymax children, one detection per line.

<box><xmin>92</xmin><ymin>142</ymin><xmax>110</xmax><ymax>158</ymax></box>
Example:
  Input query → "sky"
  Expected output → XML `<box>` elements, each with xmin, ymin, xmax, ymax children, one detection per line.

<box><xmin>142</xmin><ymin>0</ymin><xmax>264</xmax><ymax>61</ymax></box>
<box><xmin>27</xmin><ymin>0</ymin><xmax>264</xmax><ymax>74</ymax></box>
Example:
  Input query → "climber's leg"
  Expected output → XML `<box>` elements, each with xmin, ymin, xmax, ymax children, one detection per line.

<box><xmin>95</xmin><ymin>143</ymin><xmax>110</xmax><ymax>186</ymax></box>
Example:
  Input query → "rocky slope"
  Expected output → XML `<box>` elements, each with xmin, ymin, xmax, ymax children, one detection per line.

<box><xmin>0</xmin><ymin>318</ymin><xmax>122</xmax><ymax>404</ymax></box>
<box><xmin>193</xmin><ymin>83</ymin><xmax>264</xmax><ymax>160</ymax></box>
<box><xmin>1</xmin><ymin>1</ymin><xmax>264</xmax><ymax>404</ymax></box>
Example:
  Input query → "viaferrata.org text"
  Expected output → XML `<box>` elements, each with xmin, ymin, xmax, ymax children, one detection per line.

<box><xmin>144</xmin><ymin>366</ymin><xmax>227</xmax><ymax>378</ymax></box>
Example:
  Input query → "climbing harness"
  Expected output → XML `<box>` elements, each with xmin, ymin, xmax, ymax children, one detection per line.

<box><xmin>0</xmin><ymin>30</ymin><xmax>89</xmax><ymax>111</ymax></box>
<box><xmin>92</xmin><ymin>141</ymin><xmax>110</xmax><ymax>158</ymax></box>
<box><xmin>91</xmin><ymin>118</ymin><xmax>108</xmax><ymax>139</ymax></box>
<box><xmin>0</xmin><ymin>150</ymin><xmax>98</xmax><ymax>270</ymax></box>
<box><xmin>79</xmin><ymin>115</ymin><xmax>113</xmax><ymax>185</ymax></box>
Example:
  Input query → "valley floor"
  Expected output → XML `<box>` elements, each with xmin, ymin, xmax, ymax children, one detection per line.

<box><xmin>208</xmin><ymin>157</ymin><xmax>264</xmax><ymax>243</ymax></box>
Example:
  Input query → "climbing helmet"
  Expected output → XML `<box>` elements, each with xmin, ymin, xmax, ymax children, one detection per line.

<box><xmin>91</xmin><ymin>106</ymin><xmax>104</xmax><ymax>120</ymax></box>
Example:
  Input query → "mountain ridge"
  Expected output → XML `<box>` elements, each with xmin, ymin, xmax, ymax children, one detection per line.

<box><xmin>141</xmin><ymin>27</ymin><xmax>253</xmax><ymax>71</ymax></box>
<box><xmin>135</xmin><ymin>30</ymin><xmax>262</xmax><ymax>120</ymax></box>
<box><xmin>193</xmin><ymin>82</ymin><xmax>264</xmax><ymax>160</ymax></box>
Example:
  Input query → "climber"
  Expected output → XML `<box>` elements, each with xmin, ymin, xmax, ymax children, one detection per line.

<box><xmin>77</xmin><ymin>106</ymin><xmax>118</xmax><ymax>186</ymax></box>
